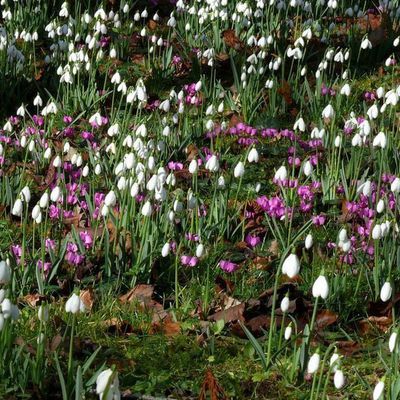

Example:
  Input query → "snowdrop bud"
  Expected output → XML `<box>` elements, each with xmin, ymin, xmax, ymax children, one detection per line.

<box><xmin>196</xmin><ymin>244</ymin><xmax>204</xmax><ymax>258</ymax></box>
<box><xmin>53</xmin><ymin>155</ymin><xmax>62</xmax><ymax>168</ymax></box>
<box><xmin>20</xmin><ymin>135</ymin><xmax>27</xmax><ymax>148</ymax></box>
<box><xmin>38</xmin><ymin>305</ymin><xmax>49</xmax><ymax>322</ymax></box>
<box><xmin>217</xmin><ymin>176</ymin><xmax>225</xmax><ymax>189</ymax></box>
<box><xmin>280</xmin><ymin>296</ymin><xmax>290</xmax><ymax>313</ymax></box>
<box><xmin>330</xmin><ymin>353</ymin><xmax>340</xmax><ymax>371</ymax></box>
<box><xmin>82</xmin><ymin>165</ymin><xmax>89</xmax><ymax>177</ymax></box>
<box><xmin>389</xmin><ymin>331</ymin><xmax>398</xmax><ymax>353</ymax></box>
<box><xmin>195</xmin><ymin>81</ymin><xmax>202</xmax><ymax>91</ymax></box>
<box><xmin>0</xmin><ymin>261</ymin><xmax>11</xmax><ymax>284</ymax></box>
<box><xmin>65</xmin><ymin>293</ymin><xmax>86</xmax><ymax>314</ymax></box>
<box><xmin>377</xmin><ymin>199</ymin><xmax>385</xmax><ymax>214</ymax></box>
<box><xmin>104</xmin><ymin>190</ymin><xmax>117</xmax><ymax>207</ymax></box>
<box><xmin>305</xmin><ymin>234</ymin><xmax>313</xmax><ymax>249</ymax></box>
<box><xmin>307</xmin><ymin>352</ymin><xmax>320</xmax><ymax>374</ymax></box>
<box><xmin>312</xmin><ymin>275</ymin><xmax>329</xmax><ymax>299</ymax></box>
<box><xmin>334</xmin><ymin>370</ymin><xmax>345</xmax><ymax>389</ymax></box>
<box><xmin>43</xmin><ymin>147</ymin><xmax>52</xmax><ymax>160</ymax></box>
<box><xmin>32</xmin><ymin>204</ymin><xmax>41</xmax><ymax>220</ymax></box>
<box><xmin>234</xmin><ymin>161</ymin><xmax>245</xmax><ymax>178</ymax></box>
<box><xmin>141</xmin><ymin>201</ymin><xmax>152</xmax><ymax>217</ymax></box>
<box><xmin>12</xmin><ymin>199</ymin><xmax>23</xmax><ymax>216</ymax></box>
<box><xmin>39</xmin><ymin>192</ymin><xmax>49</xmax><ymax>208</ymax></box>
<box><xmin>303</xmin><ymin>160</ymin><xmax>313</xmax><ymax>177</ymax></box>
<box><xmin>50</xmin><ymin>186</ymin><xmax>61</xmax><ymax>202</ymax></box>
<box><xmin>372</xmin><ymin>225</ymin><xmax>382</xmax><ymax>240</ymax></box>
<box><xmin>21</xmin><ymin>186</ymin><xmax>31</xmax><ymax>203</ymax></box>
<box><xmin>391</xmin><ymin>177</ymin><xmax>400</xmax><ymax>193</ymax></box>
<box><xmin>282</xmin><ymin>254</ymin><xmax>300</xmax><ymax>278</ymax></box>
<box><xmin>284</xmin><ymin>325</ymin><xmax>292</xmax><ymax>340</ymax></box>
<box><xmin>373</xmin><ymin>380</ymin><xmax>385</xmax><ymax>400</ymax></box>
<box><xmin>247</xmin><ymin>148</ymin><xmax>259</xmax><ymax>163</ymax></box>
<box><xmin>101</xmin><ymin>204</ymin><xmax>109</xmax><ymax>217</ymax></box>
<box><xmin>334</xmin><ymin>135</ymin><xmax>342</xmax><ymax>147</ymax></box>
<box><xmin>188</xmin><ymin>159</ymin><xmax>198</xmax><ymax>174</ymax></box>
<box><xmin>161</xmin><ymin>242</ymin><xmax>170</xmax><ymax>257</ymax></box>
<box><xmin>95</xmin><ymin>164</ymin><xmax>102</xmax><ymax>175</ymax></box>
<box><xmin>380</xmin><ymin>281</ymin><xmax>392</xmax><ymax>302</ymax></box>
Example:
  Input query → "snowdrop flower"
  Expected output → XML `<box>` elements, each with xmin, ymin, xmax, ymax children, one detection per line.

<box><xmin>0</xmin><ymin>261</ymin><xmax>11</xmax><ymax>284</ymax></box>
<box><xmin>33</xmin><ymin>94</ymin><xmax>43</xmax><ymax>107</ymax></box>
<box><xmin>21</xmin><ymin>186</ymin><xmax>31</xmax><ymax>203</ymax></box>
<box><xmin>161</xmin><ymin>242</ymin><xmax>170</xmax><ymax>257</ymax></box>
<box><xmin>280</xmin><ymin>295</ymin><xmax>290</xmax><ymax>313</ymax></box>
<box><xmin>141</xmin><ymin>201</ymin><xmax>152</xmax><ymax>217</ymax></box>
<box><xmin>65</xmin><ymin>293</ymin><xmax>86</xmax><ymax>314</ymax></box>
<box><xmin>372</xmin><ymin>225</ymin><xmax>382</xmax><ymax>240</ymax></box>
<box><xmin>104</xmin><ymin>191</ymin><xmax>117</xmax><ymax>207</ymax></box>
<box><xmin>322</xmin><ymin>104</ymin><xmax>335</xmax><ymax>119</ymax></box>
<box><xmin>389</xmin><ymin>331</ymin><xmax>398</xmax><ymax>353</ymax></box>
<box><xmin>373</xmin><ymin>132</ymin><xmax>387</xmax><ymax>149</ymax></box>
<box><xmin>330</xmin><ymin>352</ymin><xmax>340</xmax><ymax>371</ymax></box>
<box><xmin>274</xmin><ymin>166</ymin><xmax>287</xmax><ymax>181</ymax></box>
<box><xmin>334</xmin><ymin>370</ymin><xmax>345</xmax><ymax>389</ymax></box>
<box><xmin>373</xmin><ymin>380</ymin><xmax>384</xmax><ymax>400</ymax></box>
<box><xmin>293</xmin><ymin>117</ymin><xmax>305</xmax><ymax>132</ymax></box>
<box><xmin>367</xmin><ymin>104</ymin><xmax>379</xmax><ymax>120</ymax></box>
<box><xmin>282</xmin><ymin>254</ymin><xmax>300</xmax><ymax>278</ymax></box>
<box><xmin>188</xmin><ymin>159</ymin><xmax>198</xmax><ymax>174</ymax></box>
<box><xmin>312</xmin><ymin>275</ymin><xmax>329</xmax><ymax>299</ymax></box>
<box><xmin>96</xmin><ymin>369</ymin><xmax>120</xmax><ymax>400</ymax></box>
<box><xmin>340</xmin><ymin>83</ymin><xmax>351</xmax><ymax>96</ymax></box>
<box><xmin>234</xmin><ymin>161</ymin><xmax>245</xmax><ymax>178</ymax></box>
<box><xmin>380</xmin><ymin>282</ymin><xmax>392</xmax><ymax>302</ymax></box>
<box><xmin>247</xmin><ymin>148</ymin><xmax>259</xmax><ymax>163</ymax></box>
<box><xmin>361</xmin><ymin>38</ymin><xmax>372</xmax><ymax>50</ymax></box>
<box><xmin>307</xmin><ymin>352</ymin><xmax>320</xmax><ymax>374</ymax></box>
<box><xmin>391</xmin><ymin>177</ymin><xmax>400</xmax><ymax>193</ymax></box>
<box><xmin>303</xmin><ymin>160</ymin><xmax>313</xmax><ymax>177</ymax></box>
<box><xmin>11</xmin><ymin>199</ymin><xmax>23</xmax><ymax>217</ymax></box>
<box><xmin>284</xmin><ymin>324</ymin><xmax>292</xmax><ymax>340</ymax></box>
<box><xmin>305</xmin><ymin>234</ymin><xmax>313</xmax><ymax>249</ymax></box>
<box><xmin>205</xmin><ymin>155</ymin><xmax>219</xmax><ymax>172</ymax></box>
<box><xmin>50</xmin><ymin>186</ymin><xmax>61</xmax><ymax>202</ymax></box>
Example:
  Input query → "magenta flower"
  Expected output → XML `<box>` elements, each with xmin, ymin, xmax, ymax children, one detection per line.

<box><xmin>219</xmin><ymin>260</ymin><xmax>239</xmax><ymax>273</ymax></box>
<box><xmin>180</xmin><ymin>255</ymin><xmax>198</xmax><ymax>267</ymax></box>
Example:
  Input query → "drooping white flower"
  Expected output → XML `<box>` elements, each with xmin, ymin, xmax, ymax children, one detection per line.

<box><xmin>65</xmin><ymin>293</ymin><xmax>86</xmax><ymax>314</ymax></box>
<box><xmin>389</xmin><ymin>331</ymin><xmax>398</xmax><ymax>353</ymax></box>
<box><xmin>312</xmin><ymin>275</ymin><xmax>329</xmax><ymax>299</ymax></box>
<box><xmin>0</xmin><ymin>261</ymin><xmax>11</xmax><ymax>284</ymax></box>
<box><xmin>96</xmin><ymin>368</ymin><xmax>120</xmax><ymax>400</ymax></box>
<box><xmin>282</xmin><ymin>254</ymin><xmax>300</xmax><ymax>278</ymax></box>
<box><xmin>307</xmin><ymin>352</ymin><xmax>320</xmax><ymax>374</ymax></box>
<box><xmin>234</xmin><ymin>161</ymin><xmax>245</xmax><ymax>178</ymax></box>
<box><xmin>373</xmin><ymin>380</ymin><xmax>385</xmax><ymax>400</ymax></box>
<box><xmin>380</xmin><ymin>281</ymin><xmax>392</xmax><ymax>302</ymax></box>
<box><xmin>334</xmin><ymin>370</ymin><xmax>345</xmax><ymax>389</ymax></box>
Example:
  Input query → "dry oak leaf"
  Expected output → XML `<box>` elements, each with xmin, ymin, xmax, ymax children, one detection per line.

<box><xmin>119</xmin><ymin>284</ymin><xmax>154</xmax><ymax>304</ymax></box>
<box><xmin>80</xmin><ymin>288</ymin><xmax>95</xmax><ymax>311</ymax></box>
<box><xmin>208</xmin><ymin>303</ymin><xmax>245</xmax><ymax>324</ymax></box>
